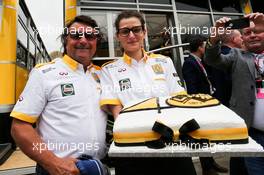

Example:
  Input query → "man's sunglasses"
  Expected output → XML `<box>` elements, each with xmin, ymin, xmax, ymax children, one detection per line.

<box><xmin>118</xmin><ymin>26</ymin><xmax>143</xmax><ymax>37</ymax></box>
<box><xmin>68</xmin><ymin>32</ymin><xmax>99</xmax><ymax>41</ymax></box>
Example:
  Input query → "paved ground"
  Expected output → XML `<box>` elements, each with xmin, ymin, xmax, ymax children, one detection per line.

<box><xmin>110</xmin><ymin>156</ymin><xmax>230</xmax><ymax>175</ymax></box>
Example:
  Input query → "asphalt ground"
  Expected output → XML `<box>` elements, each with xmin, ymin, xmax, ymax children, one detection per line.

<box><xmin>109</xmin><ymin>156</ymin><xmax>230</xmax><ymax>175</ymax></box>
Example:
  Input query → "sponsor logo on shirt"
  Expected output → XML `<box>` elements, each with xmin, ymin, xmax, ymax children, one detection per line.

<box><xmin>42</xmin><ymin>67</ymin><xmax>56</xmax><ymax>74</ymax></box>
<box><xmin>91</xmin><ymin>72</ymin><xmax>100</xmax><ymax>83</ymax></box>
<box><xmin>61</xmin><ymin>83</ymin><xmax>75</xmax><ymax>97</ymax></box>
<box><xmin>105</xmin><ymin>64</ymin><xmax>117</xmax><ymax>69</ymax></box>
<box><xmin>118</xmin><ymin>68</ymin><xmax>127</xmax><ymax>73</ymax></box>
<box><xmin>155</xmin><ymin>58</ymin><xmax>167</xmax><ymax>63</ymax></box>
<box><xmin>59</xmin><ymin>72</ymin><xmax>69</xmax><ymax>76</ymax></box>
<box><xmin>18</xmin><ymin>96</ymin><xmax>24</xmax><ymax>102</ymax></box>
<box><xmin>151</xmin><ymin>64</ymin><xmax>164</xmax><ymax>74</ymax></box>
<box><xmin>119</xmin><ymin>78</ymin><xmax>132</xmax><ymax>91</ymax></box>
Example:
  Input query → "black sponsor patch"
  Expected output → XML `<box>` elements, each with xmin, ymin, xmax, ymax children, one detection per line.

<box><xmin>61</xmin><ymin>83</ymin><xmax>75</xmax><ymax>97</ymax></box>
<box><xmin>119</xmin><ymin>78</ymin><xmax>131</xmax><ymax>91</ymax></box>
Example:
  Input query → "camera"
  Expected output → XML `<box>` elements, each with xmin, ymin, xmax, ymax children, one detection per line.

<box><xmin>224</xmin><ymin>18</ymin><xmax>250</xmax><ymax>29</ymax></box>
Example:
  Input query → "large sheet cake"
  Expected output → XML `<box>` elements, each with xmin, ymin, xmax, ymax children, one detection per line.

<box><xmin>113</xmin><ymin>93</ymin><xmax>248</xmax><ymax>148</ymax></box>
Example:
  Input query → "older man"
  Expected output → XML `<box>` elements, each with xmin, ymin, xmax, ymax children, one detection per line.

<box><xmin>10</xmin><ymin>15</ymin><xmax>108</xmax><ymax>175</ymax></box>
<box><xmin>205</xmin><ymin>13</ymin><xmax>264</xmax><ymax>175</ymax></box>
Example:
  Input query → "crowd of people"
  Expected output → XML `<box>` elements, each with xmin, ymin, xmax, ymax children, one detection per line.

<box><xmin>8</xmin><ymin>10</ymin><xmax>264</xmax><ymax>175</ymax></box>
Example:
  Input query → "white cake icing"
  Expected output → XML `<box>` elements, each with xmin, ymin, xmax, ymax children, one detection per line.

<box><xmin>113</xmin><ymin>95</ymin><xmax>248</xmax><ymax>145</ymax></box>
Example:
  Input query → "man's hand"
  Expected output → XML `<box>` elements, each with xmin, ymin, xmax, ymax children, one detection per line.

<box><xmin>45</xmin><ymin>157</ymin><xmax>80</xmax><ymax>175</ymax></box>
<box><xmin>11</xmin><ymin>119</ymin><xmax>79</xmax><ymax>175</ymax></box>
<box><xmin>245</xmin><ymin>12</ymin><xmax>264</xmax><ymax>33</ymax></box>
<box><xmin>210</xmin><ymin>17</ymin><xmax>231</xmax><ymax>45</ymax></box>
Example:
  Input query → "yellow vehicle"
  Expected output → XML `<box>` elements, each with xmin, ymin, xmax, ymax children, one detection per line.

<box><xmin>64</xmin><ymin>0</ymin><xmax>76</xmax><ymax>25</ymax></box>
<box><xmin>0</xmin><ymin>0</ymin><xmax>50</xmax><ymax>151</ymax></box>
<box><xmin>0</xmin><ymin>0</ymin><xmax>50</xmax><ymax>115</ymax></box>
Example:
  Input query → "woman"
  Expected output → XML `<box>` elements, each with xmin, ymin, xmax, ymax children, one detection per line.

<box><xmin>100</xmin><ymin>10</ymin><xmax>196</xmax><ymax>175</ymax></box>
<box><xmin>100</xmin><ymin>10</ymin><xmax>183</xmax><ymax>118</ymax></box>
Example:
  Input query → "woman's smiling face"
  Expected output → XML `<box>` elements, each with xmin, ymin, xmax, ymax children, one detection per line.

<box><xmin>116</xmin><ymin>17</ymin><xmax>146</xmax><ymax>54</ymax></box>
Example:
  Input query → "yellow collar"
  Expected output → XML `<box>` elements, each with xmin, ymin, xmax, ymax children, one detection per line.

<box><xmin>62</xmin><ymin>55</ymin><xmax>101</xmax><ymax>72</ymax></box>
<box><xmin>62</xmin><ymin>54</ymin><xmax>79</xmax><ymax>71</ymax></box>
<box><xmin>123</xmin><ymin>49</ymin><xmax>149</xmax><ymax>66</ymax></box>
<box><xmin>87</xmin><ymin>63</ymin><xmax>101</xmax><ymax>72</ymax></box>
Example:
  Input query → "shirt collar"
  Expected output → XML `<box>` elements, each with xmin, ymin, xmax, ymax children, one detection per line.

<box><xmin>87</xmin><ymin>63</ymin><xmax>101</xmax><ymax>72</ymax></box>
<box><xmin>62</xmin><ymin>54</ymin><xmax>79</xmax><ymax>71</ymax></box>
<box><xmin>190</xmin><ymin>53</ymin><xmax>202</xmax><ymax>62</ymax></box>
<box><xmin>123</xmin><ymin>49</ymin><xmax>148</xmax><ymax>66</ymax></box>
<box><xmin>62</xmin><ymin>54</ymin><xmax>99</xmax><ymax>72</ymax></box>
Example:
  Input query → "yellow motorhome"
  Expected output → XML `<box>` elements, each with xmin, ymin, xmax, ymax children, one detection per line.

<box><xmin>0</xmin><ymin>0</ymin><xmax>50</xmax><ymax>115</ymax></box>
<box><xmin>0</xmin><ymin>0</ymin><xmax>50</xmax><ymax>155</ymax></box>
<box><xmin>64</xmin><ymin>0</ymin><xmax>77</xmax><ymax>25</ymax></box>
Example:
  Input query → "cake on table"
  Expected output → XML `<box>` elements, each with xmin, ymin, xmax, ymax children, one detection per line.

<box><xmin>113</xmin><ymin>93</ymin><xmax>248</xmax><ymax>148</ymax></box>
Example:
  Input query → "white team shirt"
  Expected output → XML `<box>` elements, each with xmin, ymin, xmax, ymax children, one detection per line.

<box><xmin>11</xmin><ymin>55</ymin><xmax>107</xmax><ymax>159</ymax></box>
<box><xmin>100</xmin><ymin>51</ymin><xmax>184</xmax><ymax>107</ymax></box>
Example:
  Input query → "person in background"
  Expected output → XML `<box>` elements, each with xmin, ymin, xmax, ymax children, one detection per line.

<box><xmin>10</xmin><ymin>15</ymin><xmax>108</xmax><ymax>175</ymax></box>
<box><xmin>210</xmin><ymin>29</ymin><xmax>243</xmax><ymax>107</ymax></box>
<box><xmin>182</xmin><ymin>34</ymin><xmax>228</xmax><ymax>175</ymax></box>
<box><xmin>100</xmin><ymin>10</ymin><xmax>196</xmax><ymax>175</ymax></box>
<box><xmin>208</xmin><ymin>29</ymin><xmax>245</xmax><ymax>175</ymax></box>
<box><xmin>182</xmin><ymin>35</ymin><xmax>213</xmax><ymax>95</ymax></box>
<box><xmin>205</xmin><ymin>12</ymin><xmax>264</xmax><ymax>175</ymax></box>
<box><xmin>220</xmin><ymin>29</ymin><xmax>244</xmax><ymax>54</ymax></box>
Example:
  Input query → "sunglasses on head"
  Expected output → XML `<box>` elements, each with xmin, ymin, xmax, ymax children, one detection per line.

<box><xmin>118</xmin><ymin>26</ymin><xmax>143</xmax><ymax>37</ymax></box>
<box><xmin>68</xmin><ymin>32</ymin><xmax>98</xmax><ymax>41</ymax></box>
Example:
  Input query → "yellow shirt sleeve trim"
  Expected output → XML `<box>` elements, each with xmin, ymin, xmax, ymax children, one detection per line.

<box><xmin>10</xmin><ymin>111</ymin><xmax>38</xmax><ymax>123</ymax></box>
<box><xmin>100</xmin><ymin>99</ymin><xmax>122</xmax><ymax>106</ymax></box>
<box><xmin>35</xmin><ymin>60</ymin><xmax>55</xmax><ymax>69</ymax></box>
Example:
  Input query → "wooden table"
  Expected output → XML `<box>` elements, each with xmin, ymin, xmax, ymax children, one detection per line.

<box><xmin>0</xmin><ymin>149</ymin><xmax>36</xmax><ymax>175</ymax></box>
<box><xmin>109</xmin><ymin>137</ymin><xmax>264</xmax><ymax>158</ymax></box>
